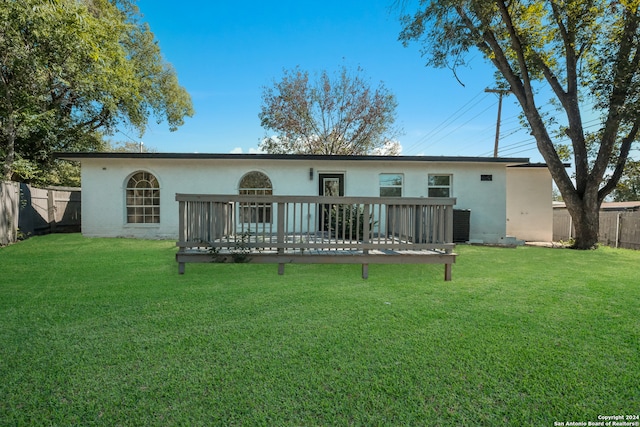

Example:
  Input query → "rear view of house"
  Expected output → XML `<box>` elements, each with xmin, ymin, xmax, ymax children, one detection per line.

<box><xmin>57</xmin><ymin>153</ymin><xmax>553</xmax><ymax>244</ymax></box>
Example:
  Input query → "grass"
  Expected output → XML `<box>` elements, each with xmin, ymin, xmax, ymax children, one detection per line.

<box><xmin>0</xmin><ymin>234</ymin><xmax>638</xmax><ymax>426</ymax></box>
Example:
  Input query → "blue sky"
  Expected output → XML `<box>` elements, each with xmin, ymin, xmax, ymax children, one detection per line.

<box><xmin>126</xmin><ymin>0</ymin><xmax>543</xmax><ymax>162</ymax></box>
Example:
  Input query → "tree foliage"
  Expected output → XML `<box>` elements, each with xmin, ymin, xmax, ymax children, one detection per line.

<box><xmin>259</xmin><ymin>66</ymin><xmax>401</xmax><ymax>155</ymax></box>
<box><xmin>0</xmin><ymin>0</ymin><xmax>194</xmax><ymax>182</ymax></box>
<box><xmin>612</xmin><ymin>159</ymin><xmax>640</xmax><ymax>201</ymax></box>
<box><xmin>399</xmin><ymin>0</ymin><xmax>640</xmax><ymax>248</ymax></box>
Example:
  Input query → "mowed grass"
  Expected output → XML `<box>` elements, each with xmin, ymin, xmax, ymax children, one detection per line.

<box><xmin>0</xmin><ymin>234</ymin><xmax>638</xmax><ymax>426</ymax></box>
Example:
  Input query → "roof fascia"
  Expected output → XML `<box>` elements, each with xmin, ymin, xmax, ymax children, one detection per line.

<box><xmin>54</xmin><ymin>152</ymin><xmax>530</xmax><ymax>165</ymax></box>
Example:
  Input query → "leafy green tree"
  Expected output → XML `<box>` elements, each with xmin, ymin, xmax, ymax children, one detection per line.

<box><xmin>44</xmin><ymin>140</ymin><xmax>157</xmax><ymax>187</ymax></box>
<box><xmin>399</xmin><ymin>0</ymin><xmax>640</xmax><ymax>249</ymax></box>
<box><xmin>110</xmin><ymin>140</ymin><xmax>157</xmax><ymax>153</ymax></box>
<box><xmin>0</xmin><ymin>0</ymin><xmax>193</xmax><ymax>182</ymax></box>
<box><xmin>259</xmin><ymin>66</ymin><xmax>401</xmax><ymax>155</ymax></box>
<box><xmin>612</xmin><ymin>159</ymin><xmax>640</xmax><ymax>201</ymax></box>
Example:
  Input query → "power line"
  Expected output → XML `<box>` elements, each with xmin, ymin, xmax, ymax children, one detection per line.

<box><xmin>117</xmin><ymin>129</ymin><xmax>140</xmax><ymax>143</ymax></box>
<box><xmin>419</xmin><ymin>102</ymin><xmax>498</xmax><ymax>152</ymax></box>
<box><xmin>406</xmin><ymin>93</ymin><xmax>561</xmax><ymax>156</ymax></box>
<box><xmin>404</xmin><ymin>93</ymin><xmax>488</xmax><ymax>154</ymax></box>
<box><xmin>117</xmin><ymin>129</ymin><xmax>144</xmax><ymax>152</ymax></box>
<box><xmin>404</xmin><ymin>90</ymin><xmax>491</xmax><ymax>154</ymax></box>
<box><xmin>503</xmin><ymin>146</ymin><xmax>539</xmax><ymax>157</ymax></box>
<box><xmin>482</xmin><ymin>118</ymin><xmax>606</xmax><ymax>157</ymax></box>
<box><xmin>402</xmin><ymin>88</ymin><xmax>601</xmax><ymax>158</ymax></box>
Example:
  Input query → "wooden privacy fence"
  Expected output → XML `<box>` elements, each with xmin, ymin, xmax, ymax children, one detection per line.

<box><xmin>19</xmin><ymin>185</ymin><xmax>81</xmax><ymax>235</ymax></box>
<box><xmin>176</xmin><ymin>194</ymin><xmax>457</xmax><ymax>280</ymax></box>
<box><xmin>0</xmin><ymin>182</ymin><xmax>81</xmax><ymax>245</ymax></box>
<box><xmin>553</xmin><ymin>209</ymin><xmax>640</xmax><ymax>250</ymax></box>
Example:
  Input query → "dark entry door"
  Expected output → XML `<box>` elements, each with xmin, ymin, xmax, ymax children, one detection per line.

<box><xmin>318</xmin><ymin>173</ymin><xmax>344</xmax><ymax>197</ymax></box>
<box><xmin>318</xmin><ymin>173</ymin><xmax>344</xmax><ymax>231</ymax></box>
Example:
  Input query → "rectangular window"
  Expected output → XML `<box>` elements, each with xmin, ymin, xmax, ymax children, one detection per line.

<box><xmin>428</xmin><ymin>174</ymin><xmax>452</xmax><ymax>197</ymax></box>
<box><xmin>379</xmin><ymin>173</ymin><xmax>403</xmax><ymax>197</ymax></box>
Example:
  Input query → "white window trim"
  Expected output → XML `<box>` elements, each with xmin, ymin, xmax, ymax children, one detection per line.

<box><xmin>379</xmin><ymin>173</ymin><xmax>403</xmax><ymax>197</ymax></box>
<box><xmin>427</xmin><ymin>174</ymin><xmax>452</xmax><ymax>198</ymax></box>
<box><xmin>124</xmin><ymin>171</ymin><xmax>161</xmax><ymax>225</ymax></box>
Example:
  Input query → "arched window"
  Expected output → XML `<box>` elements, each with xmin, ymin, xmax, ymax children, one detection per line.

<box><xmin>126</xmin><ymin>171</ymin><xmax>160</xmax><ymax>223</ymax></box>
<box><xmin>238</xmin><ymin>171</ymin><xmax>272</xmax><ymax>224</ymax></box>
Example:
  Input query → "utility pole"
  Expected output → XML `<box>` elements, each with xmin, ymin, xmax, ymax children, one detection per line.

<box><xmin>485</xmin><ymin>88</ymin><xmax>511</xmax><ymax>157</ymax></box>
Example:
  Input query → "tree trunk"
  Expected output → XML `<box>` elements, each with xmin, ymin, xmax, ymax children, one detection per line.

<box><xmin>571</xmin><ymin>208</ymin><xmax>600</xmax><ymax>249</ymax></box>
<box><xmin>564</xmin><ymin>189</ymin><xmax>601</xmax><ymax>249</ymax></box>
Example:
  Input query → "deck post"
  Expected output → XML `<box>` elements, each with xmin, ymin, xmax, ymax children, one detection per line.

<box><xmin>414</xmin><ymin>204</ymin><xmax>421</xmax><ymax>243</ymax></box>
<box><xmin>362</xmin><ymin>263</ymin><xmax>369</xmax><ymax>279</ymax></box>
<box><xmin>444</xmin><ymin>263</ymin><xmax>452</xmax><ymax>281</ymax></box>
<box><xmin>445</xmin><ymin>205</ymin><xmax>454</xmax><ymax>251</ymax></box>
<box><xmin>277</xmin><ymin>202</ymin><xmax>285</xmax><ymax>254</ymax></box>
<box><xmin>363</xmin><ymin>203</ymin><xmax>370</xmax><ymax>255</ymax></box>
<box><xmin>277</xmin><ymin>202</ymin><xmax>285</xmax><ymax>276</ymax></box>
<box><xmin>178</xmin><ymin>200</ymin><xmax>186</xmax><ymax>244</ymax></box>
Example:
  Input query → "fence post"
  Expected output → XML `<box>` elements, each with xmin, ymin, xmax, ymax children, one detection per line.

<box><xmin>616</xmin><ymin>212</ymin><xmax>621</xmax><ymax>248</ymax></box>
<box><xmin>47</xmin><ymin>189</ymin><xmax>57</xmax><ymax>233</ymax></box>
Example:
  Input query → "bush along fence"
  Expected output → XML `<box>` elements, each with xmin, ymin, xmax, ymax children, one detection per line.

<box><xmin>554</xmin><ymin>209</ymin><xmax>640</xmax><ymax>250</ymax></box>
<box><xmin>0</xmin><ymin>181</ymin><xmax>81</xmax><ymax>245</ymax></box>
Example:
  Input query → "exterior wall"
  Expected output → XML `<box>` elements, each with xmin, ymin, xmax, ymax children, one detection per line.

<box><xmin>437</xmin><ymin>164</ymin><xmax>508</xmax><ymax>244</ymax></box>
<box><xmin>79</xmin><ymin>157</ymin><xmax>518</xmax><ymax>242</ymax></box>
<box><xmin>506</xmin><ymin>166</ymin><xmax>553</xmax><ymax>241</ymax></box>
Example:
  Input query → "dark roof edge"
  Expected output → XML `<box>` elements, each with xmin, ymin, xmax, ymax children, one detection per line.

<box><xmin>54</xmin><ymin>152</ymin><xmax>530</xmax><ymax>164</ymax></box>
<box><xmin>508</xmin><ymin>162</ymin><xmax>571</xmax><ymax>168</ymax></box>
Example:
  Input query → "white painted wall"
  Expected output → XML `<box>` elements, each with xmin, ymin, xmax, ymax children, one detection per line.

<box><xmin>78</xmin><ymin>156</ymin><xmax>540</xmax><ymax>243</ymax></box>
<box><xmin>506</xmin><ymin>166</ymin><xmax>553</xmax><ymax>241</ymax></box>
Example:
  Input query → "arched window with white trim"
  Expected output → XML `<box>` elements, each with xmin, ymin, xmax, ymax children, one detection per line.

<box><xmin>238</xmin><ymin>171</ymin><xmax>272</xmax><ymax>224</ymax></box>
<box><xmin>126</xmin><ymin>171</ymin><xmax>160</xmax><ymax>223</ymax></box>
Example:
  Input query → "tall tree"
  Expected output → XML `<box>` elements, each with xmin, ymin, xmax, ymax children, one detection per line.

<box><xmin>399</xmin><ymin>0</ymin><xmax>640</xmax><ymax>249</ymax></box>
<box><xmin>259</xmin><ymin>66</ymin><xmax>401</xmax><ymax>155</ymax></box>
<box><xmin>0</xmin><ymin>0</ymin><xmax>194</xmax><ymax>182</ymax></box>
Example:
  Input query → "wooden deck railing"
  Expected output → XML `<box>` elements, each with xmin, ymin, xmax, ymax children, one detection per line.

<box><xmin>176</xmin><ymin>194</ymin><xmax>457</xmax><ymax>280</ymax></box>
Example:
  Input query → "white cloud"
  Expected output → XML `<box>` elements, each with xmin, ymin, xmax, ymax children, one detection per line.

<box><xmin>230</xmin><ymin>147</ymin><xmax>265</xmax><ymax>154</ymax></box>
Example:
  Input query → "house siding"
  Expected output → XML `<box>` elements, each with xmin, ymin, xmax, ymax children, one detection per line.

<box><xmin>506</xmin><ymin>166</ymin><xmax>553</xmax><ymax>241</ymax></box>
<box><xmin>76</xmin><ymin>156</ymin><xmax>543</xmax><ymax>243</ymax></box>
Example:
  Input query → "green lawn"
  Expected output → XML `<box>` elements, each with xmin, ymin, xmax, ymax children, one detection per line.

<box><xmin>1</xmin><ymin>234</ymin><xmax>638</xmax><ymax>426</ymax></box>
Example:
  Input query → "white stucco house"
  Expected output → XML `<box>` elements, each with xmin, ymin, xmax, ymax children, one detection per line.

<box><xmin>56</xmin><ymin>153</ymin><xmax>553</xmax><ymax>243</ymax></box>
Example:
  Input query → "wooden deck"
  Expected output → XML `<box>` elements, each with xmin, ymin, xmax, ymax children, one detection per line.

<box><xmin>176</xmin><ymin>194</ymin><xmax>457</xmax><ymax>280</ymax></box>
